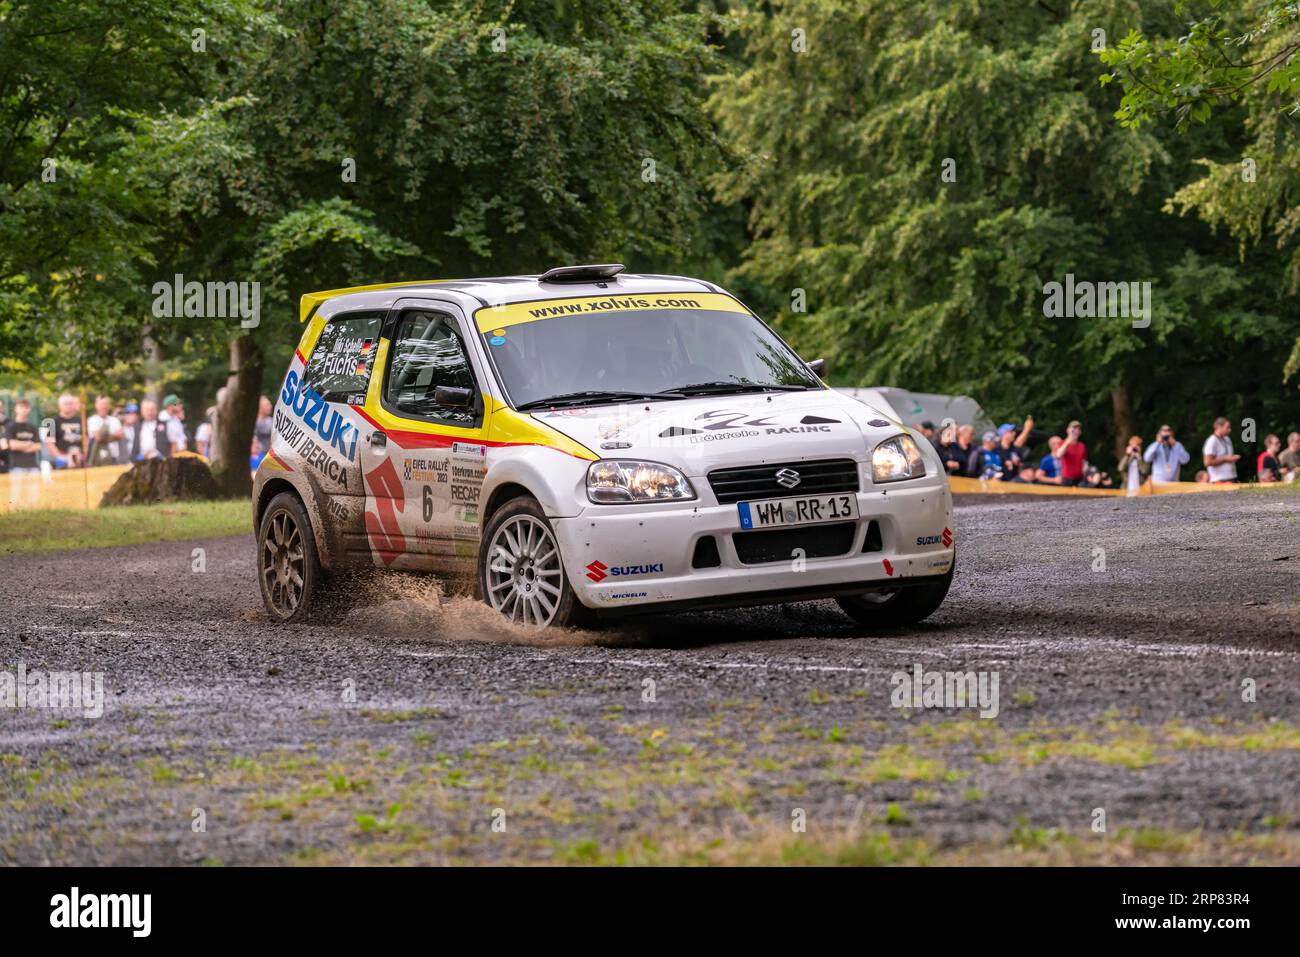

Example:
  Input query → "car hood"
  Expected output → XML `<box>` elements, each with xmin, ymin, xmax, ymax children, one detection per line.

<box><xmin>530</xmin><ymin>389</ymin><xmax>911</xmax><ymax>475</ymax></box>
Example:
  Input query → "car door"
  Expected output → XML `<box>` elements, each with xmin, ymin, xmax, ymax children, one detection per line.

<box><xmin>358</xmin><ymin>301</ymin><xmax>490</xmax><ymax>575</ymax></box>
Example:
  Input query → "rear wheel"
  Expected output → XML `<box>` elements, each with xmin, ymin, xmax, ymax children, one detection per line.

<box><xmin>479</xmin><ymin>496</ymin><xmax>585</xmax><ymax>628</ymax></box>
<box><xmin>257</xmin><ymin>492</ymin><xmax>324</xmax><ymax>622</ymax></box>
<box><xmin>836</xmin><ymin>555</ymin><xmax>954</xmax><ymax>628</ymax></box>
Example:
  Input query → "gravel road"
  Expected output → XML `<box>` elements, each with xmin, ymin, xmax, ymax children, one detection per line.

<box><xmin>2</xmin><ymin>490</ymin><xmax>1297</xmax><ymax>865</ymax></box>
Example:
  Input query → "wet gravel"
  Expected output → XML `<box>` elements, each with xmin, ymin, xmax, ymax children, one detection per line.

<box><xmin>1</xmin><ymin>491</ymin><xmax>1297</xmax><ymax>864</ymax></box>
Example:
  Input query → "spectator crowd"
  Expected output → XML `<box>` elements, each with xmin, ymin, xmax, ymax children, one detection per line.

<box><xmin>915</xmin><ymin>415</ymin><xmax>1300</xmax><ymax>490</ymax></box>
<box><xmin>4</xmin><ymin>391</ymin><xmax>1299</xmax><ymax>506</ymax></box>
<box><xmin>0</xmin><ymin>391</ymin><xmax>277</xmax><ymax>484</ymax></box>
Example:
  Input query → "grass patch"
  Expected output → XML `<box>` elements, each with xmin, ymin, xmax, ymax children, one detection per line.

<box><xmin>859</xmin><ymin>744</ymin><xmax>947</xmax><ymax>783</ymax></box>
<box><xmin>0</xmin><ymin>500</ymin><xmax>249</xmax><ymax>555</ymax></box>
<box><xmin>1242</xmin><ymin>483</ymin><xmax>1300</xmax><ymax>494</ymax></box>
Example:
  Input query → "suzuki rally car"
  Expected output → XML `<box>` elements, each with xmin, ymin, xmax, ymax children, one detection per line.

<box><xmin>254</xmin><ymin>264</ymin><xmax>955</xmax><ymax>629</ymax></box>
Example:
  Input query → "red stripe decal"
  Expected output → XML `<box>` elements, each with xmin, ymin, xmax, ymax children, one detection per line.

<box><xmin>351</xmin><ymin>407</ymin><xmax>592</xmax><ymax>460</ymax></box>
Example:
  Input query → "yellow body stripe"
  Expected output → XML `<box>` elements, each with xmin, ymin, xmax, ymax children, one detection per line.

<box><xmin>473</xmin><ymin>292</ymin><xmax>749</xmax><ymax>331</ymax></box>
<box><xmin>295</xmin><ymin>313</ymin><xmax>326</xmax><ymax>362</ymax></box>
<box><xmin>484</xmin><ymin>399</ymin><xmax>598</xmax><ymax>461</ymax></box>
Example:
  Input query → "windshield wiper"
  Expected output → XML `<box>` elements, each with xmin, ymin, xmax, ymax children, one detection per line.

<box><xmin>515</xmin><ymin>390</ymin><xmax>681</xmax><ymax>412</ymax></box>
<box><xmin>657</xmin><ymin>381</ymin><xmax>813</xmax><ymax>396</ymax></box>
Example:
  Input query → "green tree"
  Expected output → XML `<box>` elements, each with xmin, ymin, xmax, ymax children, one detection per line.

<box><xmin>1099</xmin><ymin>0</ymin><xmax>1300</xmax><ymax>379</ymax></box>
<box><xmin>0</xmin><ymin>0</ymin><xmax>252</xmax><ymax>373</ymax></box>
<box><xmin>3</xmin><ymin>0</ymin><xmax>729</xmax><ymax>494</ymax></box>
<box><xmin>711</xmin><ymin>0</ymin><xmax>1296</xmax><ymax>462</ymax></box>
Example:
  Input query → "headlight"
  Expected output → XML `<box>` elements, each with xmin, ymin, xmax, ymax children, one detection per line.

<box><xmin>871</xmin><ymin>435</ymin><xmax>927</xmax><ymax>483</ymax></box>
<box><xmin>586</xmin><ymin>460</ymin><xmax>696</xmax><ymax>504</ymax></box>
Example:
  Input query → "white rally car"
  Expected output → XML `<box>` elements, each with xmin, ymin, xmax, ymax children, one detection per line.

<box><xmin>253</xmin><ymin>264</ymin><xmax>955</xmax><ymax>628</ymax></box>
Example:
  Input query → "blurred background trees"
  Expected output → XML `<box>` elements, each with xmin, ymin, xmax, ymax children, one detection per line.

<box><xmin>1</xmin><ymin>0</ymin><xmax>1296</xmax><ymax>475</ymax></box>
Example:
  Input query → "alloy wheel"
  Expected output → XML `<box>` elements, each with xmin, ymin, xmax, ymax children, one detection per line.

<box><xmin>262</xmin><ymin>509</ymin><xmax>306</xmax><ymax>617</ymax></box>
<box><xmin>484</xmin><ymin>514</ymin><xmax>564</xmax><ymax>626</ymax></box>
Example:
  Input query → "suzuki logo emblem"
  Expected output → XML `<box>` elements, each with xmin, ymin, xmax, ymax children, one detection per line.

<box><xmin>774</xmin><ymin>468</ymin><xmax>801</xmax><ymax>489</ymax></box>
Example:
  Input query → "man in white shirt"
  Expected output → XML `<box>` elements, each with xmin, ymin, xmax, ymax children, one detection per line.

<box><xmin>86</xmin><ymin>394</ymin><xmax>124</xmax><ymax>465</ymax></box>
<box><xmin>135</xmin><ymin>398</ymin><xmax>166</xmax><ymax>460</ymax></box>
<box><xmin>1202</xmin><ymin>416</ymin><xmax>1240</xmax><ymax>483</ymax></box>
<box><xmin>1143</xmin><ymin>424</ymin><xmax>1190</xmax><ymax>484</ymax></box>
<box><xmin>160</xmin><ymin>394</ymin><xmax>189</xmax><ymax>454</ymax></box>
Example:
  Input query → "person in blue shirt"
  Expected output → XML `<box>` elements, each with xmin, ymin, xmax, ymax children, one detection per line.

<box><xmin>1037</xmin><ymin>435</ymin><xmax>1063</xmax><ymax>485</ymax></box>
<box><xmin>995</xmin><ymin>421</ymin><xmax>1031</xmax><ymax>480</ymax></box>
<box><xmin>968</xmin><ymin>431</ymin><xmax>1007</xmax><ymax>479</ymax></box>
<box><xmin>1143</xmin><ymin>424</ymin><xmax>1190</xmax><ymax>484</ymax></box>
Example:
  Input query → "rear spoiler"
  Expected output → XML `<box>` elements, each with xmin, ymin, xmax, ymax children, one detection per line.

<box><xmin>297</xmin><ymin>280</ymin><xmax>443</xmax><ymax>322</ymax></box>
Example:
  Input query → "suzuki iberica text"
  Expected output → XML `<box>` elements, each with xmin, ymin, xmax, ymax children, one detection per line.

<box><xmin>254</xmin><ymin>264</ymin><xmax>955</xmax><ymax>629</ymax></box>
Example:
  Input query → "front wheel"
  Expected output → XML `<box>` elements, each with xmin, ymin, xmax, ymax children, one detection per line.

<box><xmin>836</xmin><ymin>554</ymin><xmax>955</xmax><ymax>628</ymax></box>
<box><xmin>479</xmin><ymin>496</ymin><xmax>586</xmax><ymax>628</ymax></box>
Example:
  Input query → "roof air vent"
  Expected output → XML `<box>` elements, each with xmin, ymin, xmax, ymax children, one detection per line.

<box><xmin>537</xmin><ymin>263</ymin><xmax>625</xmax><ymax>284</ymax></box>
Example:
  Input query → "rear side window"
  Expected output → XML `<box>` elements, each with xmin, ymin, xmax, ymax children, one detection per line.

<box><xmin>385</xmin><ymin>310</ymin><xmax>477</xmax><ymax>425</ymax></box>
<box><xmin>303</xmin><ymin>310</ymin><xmax>385</xmax><ymax>400</ymax></box>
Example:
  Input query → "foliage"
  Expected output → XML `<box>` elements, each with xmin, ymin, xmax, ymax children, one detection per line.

<box><xmin>2</xmin><ymin>0</ymin><xmax>728</xmax><ymax>383</ymax></box>
<box><xmin>710</xmin><ymin>0</ymin><xmax>1297</xmax><ymax>450</ymax></box>
<box><xmin>1098</xmin><ymin>0</ymin><xmax>1300</xmax><ymax>379</ymax></box>
<box><xmin>1</xmin><ymin>0</ymin><xmax>1296</xmax><ymax>463</ymax></box>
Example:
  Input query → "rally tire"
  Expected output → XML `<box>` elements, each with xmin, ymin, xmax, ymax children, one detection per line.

<box><xmin>836</xmin><ymin>553</ymin><xmax>955</xmax><ymax>628</ymax></box>
<box><xmin>479</xmin><ymin>496</ymin><xmax>586</xmax><ymax>629</ymax></box>
<box><xmin>257</xmin><ymin>492</ymin><xmax>325</xmax><ymax>623</ymax></box>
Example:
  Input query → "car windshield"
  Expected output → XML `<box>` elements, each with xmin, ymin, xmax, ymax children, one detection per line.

<box><xmin>481</xmin><ymin>306</ymin><xmax>821</xmax><ymax>409</ymax></box>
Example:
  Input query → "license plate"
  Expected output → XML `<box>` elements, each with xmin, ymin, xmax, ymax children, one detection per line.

<box><xmin>737</xmin><ymin>493</ymin><xmax>859</xmax><ymax>529</ymax></box>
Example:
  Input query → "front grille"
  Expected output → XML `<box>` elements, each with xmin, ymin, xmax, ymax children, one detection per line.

<box><xmin>732</xmin><ymin>522</ymin><xmax>857</xmax><ymax>565</ymax></box>
<box><xmin>707</xmin><ymin>458</ymin><xmax>859</xmax><ymax>504</ymax></box>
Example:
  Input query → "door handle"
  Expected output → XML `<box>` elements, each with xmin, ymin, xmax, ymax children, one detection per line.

<box><xmin>370</xmin><ymin>431</ymin><xmax>387</xmax><ymax>450</ymax></box>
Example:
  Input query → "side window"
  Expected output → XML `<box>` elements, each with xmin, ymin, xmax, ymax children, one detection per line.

<box><xmin>303</xmin><ymin>311</ymin><xmax>385</xmax><ymax>400</ymax></box>
<box><xmin>384</xmin><ymin>310</ymin><xmax>478</xmax><ymax>425</ymax></box>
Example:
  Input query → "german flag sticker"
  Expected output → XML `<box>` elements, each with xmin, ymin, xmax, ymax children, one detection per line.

<box><xmin>355</xmin><ymin>339</ymin><xmax>373</xmax><ymax>375</ymax></box>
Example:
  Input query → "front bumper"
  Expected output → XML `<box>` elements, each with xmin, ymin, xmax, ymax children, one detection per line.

<box><xmin>552</xmin><ymin>479</ymin><xmax>954</xmax><ymax>614</ymax></box>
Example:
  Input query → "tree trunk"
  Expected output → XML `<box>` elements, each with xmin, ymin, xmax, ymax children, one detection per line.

<box><xmin>210</xmin><ymin>334</ymin><xmax>264</xmax><ymax>498</ymax></box>
<box><xmin>100</xmin><ymin>457</ymin><xmax>220</xmax><ymax>506</ymax></box>
<box><xmin>1110</xmin><ymin>385</ymin><xmax>1136</xmax><ymax>464</ymax></box>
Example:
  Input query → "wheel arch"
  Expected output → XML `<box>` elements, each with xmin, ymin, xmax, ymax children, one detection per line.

<box><xmin>255</xmin><ymin>476</ymin><xmax>300</xmax><ymax>530</ymax></box>
<box><xmin>254</xmin><ymin>474</ymin><xmax>339</xmax><ymax>572</ymax></box>
<box><xmin>482</xmin><ymin>481</ymin><xmax>534</xmax><ymax>525</ymax></box>
<box><xmin>480</xmin><ymin>451</ymin><xmax>585</xmax><ymax>523</ymax></box>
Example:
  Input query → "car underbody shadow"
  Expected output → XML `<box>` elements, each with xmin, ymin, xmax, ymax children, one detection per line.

<box><xmin>590</xmin><ymin>601</ymin><xmax>889</xmax><ymax>649</ymax></box>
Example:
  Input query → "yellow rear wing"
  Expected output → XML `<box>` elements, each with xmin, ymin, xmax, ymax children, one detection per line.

<box><xmin>298</xmin><ymin>280</ymin><xmax>443</xmax><ymax>322</ymax></box>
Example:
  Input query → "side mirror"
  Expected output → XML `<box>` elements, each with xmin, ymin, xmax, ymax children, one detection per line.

<box><xmin>808</xmin><ymin>358</ymin><xmax>827</xmax><ymax>378</ymax></box>
<box><xmin>435</xmin><ymin>385</ymin><xmax>474</xmax><ymax>409</ymax></box>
